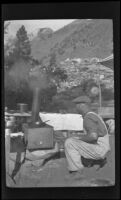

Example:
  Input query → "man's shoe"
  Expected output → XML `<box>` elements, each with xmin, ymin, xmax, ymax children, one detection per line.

<box><xmin>81</xmin><ymin>156</ymin><xmax>107</xmax><ymax>170</ymax></box>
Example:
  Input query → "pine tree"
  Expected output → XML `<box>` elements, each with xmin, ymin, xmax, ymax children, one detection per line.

<box><xmin>47</xmin><ymin>52</ymin><xmax>67</xmax><ymax>83</ymax></box>
<box><xmin>4</xmin><ymin>21</ymin><xmax>11</xmax><ymax>34</ymax></box>
<box><xmin>49</xmin><ymin>52</ymin><xmax>57</xmax><ymax>72</ymax></box>
<box><xmin>15</xmin><ymin>25</ymin><xmax>31</xmax><ymax>59</ymax></box>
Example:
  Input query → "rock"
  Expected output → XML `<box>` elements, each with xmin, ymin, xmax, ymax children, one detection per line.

<box><xmin>89</xmin><ymin>178</ymin><xmax>114</xmax><ymax>186</ymax></box>
<box><xmin>37</xmin><ymin>28</ymin><xmax>53</xmax><ymax>40</ymax></box>
<box><xmin>69</xmin><ymin>178</ymin><xmax>114</xmax><ymax>187</ymax></box>
<box><xmin>6</xmin><ymin>174</ymin><xmax>16</xmax><ymax>187</ymax></box>
<box><xmin>31</xmin><ymin>160</ymin><xmax>44</xmax><ymax>167</ymax></box>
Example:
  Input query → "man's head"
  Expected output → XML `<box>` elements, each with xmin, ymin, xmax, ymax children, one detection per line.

<box><xmin>76</xmin><ymin>103</ymin><xmax>90</xmax><ymax>116</ymax></box>
<box><xmin>72</xmin><ymin>96</ymin><xmax>91</xmax><ymax>116</ymax></box>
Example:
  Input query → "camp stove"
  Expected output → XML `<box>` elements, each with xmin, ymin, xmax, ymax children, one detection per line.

<box><xmin>23</xmin><ymin>68</ymin><xmax>54</xmax><ymax>150</ymax></box>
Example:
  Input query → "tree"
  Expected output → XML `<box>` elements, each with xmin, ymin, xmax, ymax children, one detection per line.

<box><xmin>4</xmin><ymin>25</ymin><xmax>31</xmax><ymax>70</ymax></box>
<box><xmin>46</xmin><ymin>53</ymin><xmax>67</xmax><ymax>86</ymax></box>
<box><xmin>4</xmin><ymin>21</ymin><xmax>11</xmax><ymax>34</ymax></box>
<box><xmin>48</xmin><ymin>52</ymin><xmax>57</xmax><ymax>72</ymax></box>
<box><xmin>4</xmin><ymin>21</ymin><xmax>15</xmax><ymax>66</ymax></box>
<box><xmin>101</xmin><ymin>83</ymin><xmax>114</xmax><ymax>101</ymax></box>
<box><xmin>5</xmin><ymin>60</ymin><xmax>33</xmax><ymax>109</ymax></box>
<box><xmin>15</xmin><ymin>25</ymin><xmax>31</xmax><ymax>59</ymax></box>
<box><xmin>27</xmin><ymin>53</ymin><xmax>67</xmax><ymax>113</ymax></box>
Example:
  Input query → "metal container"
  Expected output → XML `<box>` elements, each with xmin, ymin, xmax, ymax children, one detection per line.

<box><xmin>6</xmin><ymin>120</ymin><xmax>14</xmax><ymax>128</ymax></box>
<box><xmin>17</xmin><ymin>103</ymin><xmax>28</xmax><ymax>113</ymax></box>
<box><xmin>23</xmin><ymin>125</ymin><xmax>54</xmax><ymax>150</ymax></box>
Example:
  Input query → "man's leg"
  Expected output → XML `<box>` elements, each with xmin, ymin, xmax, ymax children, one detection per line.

<box><xmin>64</xmin><ymin>137</ymin><xmax>104</xmax><ymax>172</ymax></box>
<box><xmin>64</xmin><ymin>138</ymin><xmax>84</xmax><ymax>171</ymax></box>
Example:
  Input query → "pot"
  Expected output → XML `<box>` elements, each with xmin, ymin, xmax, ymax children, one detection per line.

<box><xmin>17</xmin><ymin>103</ymin><xmax>28</xmax><ymax>113</ymax></box>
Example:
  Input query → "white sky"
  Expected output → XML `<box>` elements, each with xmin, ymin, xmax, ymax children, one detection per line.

<box><xmin>6</xmin><ymin>19</ymin><xmax>76</xmax><ymax>37</ymax></box>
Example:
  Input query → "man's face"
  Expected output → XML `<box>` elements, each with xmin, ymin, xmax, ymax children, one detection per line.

<box><xmin>76</xmin><ymin>103</ymin><xmax>88</xmax><ymax>115</ymax></box>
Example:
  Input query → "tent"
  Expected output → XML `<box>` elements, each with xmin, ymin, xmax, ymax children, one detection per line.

<box><xmin>98</xmin><ymin>54</ymin><xmax>114</xmax><ymax>70</ymax></box>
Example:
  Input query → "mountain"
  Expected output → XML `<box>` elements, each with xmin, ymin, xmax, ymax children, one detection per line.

<box><xmin>31</xmin><ymin>19</ymin><xmax>113</xmax><ymax>64</ymax></box>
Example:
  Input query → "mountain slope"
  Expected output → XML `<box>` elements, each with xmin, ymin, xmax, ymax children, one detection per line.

<box><xmin>31</xmin><ymin>19</ymin><xmax>113</xmax><ymax>63</ymax></box>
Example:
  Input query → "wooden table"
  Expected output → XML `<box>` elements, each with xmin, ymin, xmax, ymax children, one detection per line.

<box><xmin>5</xmin><ymin>112</ymin><xmax>31</xmax><ymax>117</ymax></box>
<box><xmin>5</xmin><ymin>112</ymin><xmax>32</xmax><ymax>131</ymax></box>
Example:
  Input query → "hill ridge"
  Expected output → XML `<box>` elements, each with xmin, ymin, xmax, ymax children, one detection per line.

<box><xmin>31</xmin><ymin>19</ymin><xmax>113</xmax><ymax>63</ymax></box>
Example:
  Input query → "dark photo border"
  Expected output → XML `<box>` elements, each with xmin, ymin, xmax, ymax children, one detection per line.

<box><xmin>1</xmin><ymin>2</ymin><xmax>120</xmax><ymax>199</ymax></box>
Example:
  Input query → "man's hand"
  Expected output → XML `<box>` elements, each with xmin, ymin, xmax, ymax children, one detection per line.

<box><xmin>90</xmin><ymin>132</ymin><xmax>98</xmax><ymax>141</ymax></box>
<box><xmin>67</xmin><ymin>131</ymin><xmax>83</xmax><ymax>139</ymax></box>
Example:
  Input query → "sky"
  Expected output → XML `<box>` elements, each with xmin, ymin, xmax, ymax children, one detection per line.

<box><xmin>6</xmin><ymin>19</ymin><xmax>76</xmax><ymax>37</ymax></box>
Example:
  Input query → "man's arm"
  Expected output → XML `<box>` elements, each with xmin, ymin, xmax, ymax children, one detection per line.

<box><xmin>78</xmin><ymin>116</ymin><xmax>99</xmax><ymax>143</ymax></box>
<box><xmin>78</xmin><ymin>132</ymin><xmax>98</xmax><ymax>143</ymax></box>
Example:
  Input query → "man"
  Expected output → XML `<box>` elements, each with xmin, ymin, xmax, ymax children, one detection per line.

<box><xmin>64</xmin><ymin>102</ymin><xmax>111</xmax><ymax>178</ymax></box>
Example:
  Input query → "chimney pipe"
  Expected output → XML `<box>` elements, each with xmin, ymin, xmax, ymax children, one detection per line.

<box><xmin>31</xmin><ymin>87</ymin><xmax>41</xmax><ymax>124</ymax></box>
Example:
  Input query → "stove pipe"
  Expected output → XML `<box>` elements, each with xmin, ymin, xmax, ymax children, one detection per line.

<box><xmin>31</xmin><ymin>87</ymin><xmax>41</xmax><ymax>124</ymax></box>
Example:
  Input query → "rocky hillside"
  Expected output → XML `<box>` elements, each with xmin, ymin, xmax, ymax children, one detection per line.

<box><xmin>37</xmin><ymin>28</ymin><xmax>54</xmax><ymax>40</ymax></box>
<box><xmin>58</xmin><ymin>59</ymin><xmax>114</xmax><ymax>92</ymax></box>
<box><xmin>31</xmin><ymin>19</ymin><xmax>113</xmax><ymax>64</ymax></box>
<box><xmin>30</xmin><ymin>20</ymin><xmax>114</xmax><ymax>109</ymax></box>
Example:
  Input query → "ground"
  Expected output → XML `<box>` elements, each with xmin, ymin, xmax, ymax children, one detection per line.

<box><xmin>6</xmin><ymin>135</ymin><xmax>115</xmax><ymax>187</ymax></box>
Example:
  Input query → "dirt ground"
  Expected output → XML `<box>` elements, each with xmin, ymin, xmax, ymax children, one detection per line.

<box><xmin>6</xmin><ymin>135</ymin><xmax>115</xmax><ymax>187</ymax></box>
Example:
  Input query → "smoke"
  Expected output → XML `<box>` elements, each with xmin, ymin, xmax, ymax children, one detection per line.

<box><xmin>9</xmin><ymin>60</ymin><xmax>31</xmax><ymax>86</ymax></box>
<box><xmin>8</xmin><ymin>60</ymin><xmax>50</xmax><ymax>91</ymax></box>
<box><xmin>29</xmin><ymin>66</ymin><xmax>49</xmax><ymax>91</ymax></box>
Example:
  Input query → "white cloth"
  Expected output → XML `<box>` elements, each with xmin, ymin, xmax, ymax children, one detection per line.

<box><xmin>39</xmin><ymin>112</ymin><xmax>83</xmax><ymax>131</ymax></box>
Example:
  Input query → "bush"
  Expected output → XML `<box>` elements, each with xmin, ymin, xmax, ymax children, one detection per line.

<box><xmin>101</xmin><ymin>88</ymin><xmax>114</xmax><ymax>101</ymax></box>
